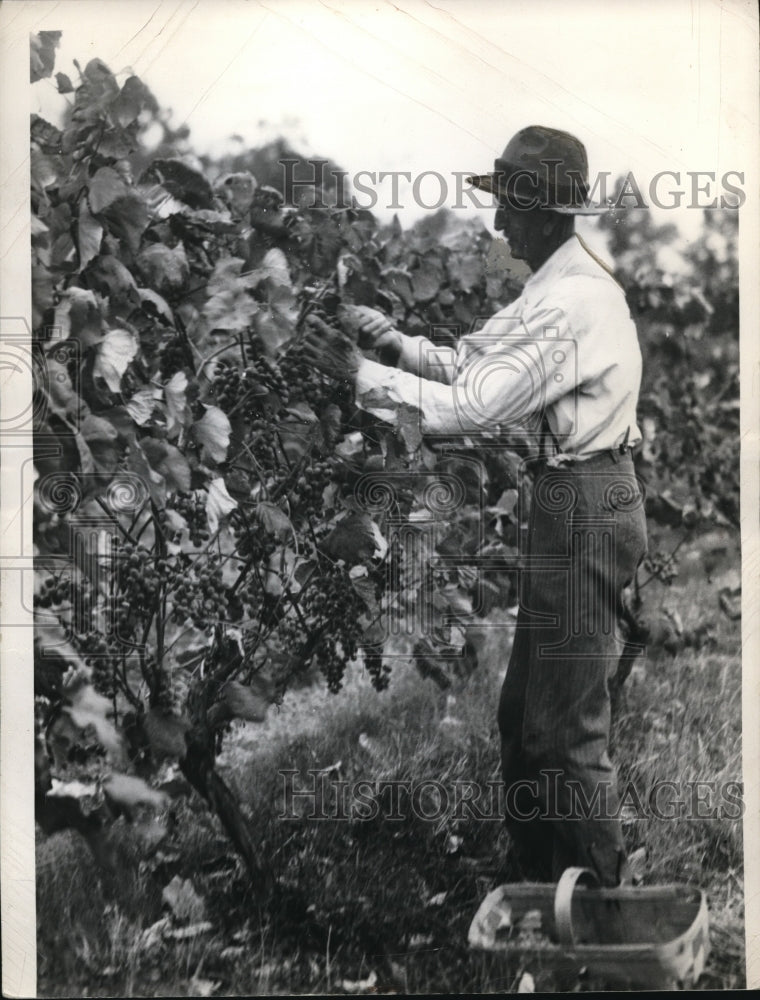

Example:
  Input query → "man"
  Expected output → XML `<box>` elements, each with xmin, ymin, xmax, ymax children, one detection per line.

<box><xmin>302</xmin><ymin>126</ymin><xmax>648</xmax><ymax>888</ymax></box>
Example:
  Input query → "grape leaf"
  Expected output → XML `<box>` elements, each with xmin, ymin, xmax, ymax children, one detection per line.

<box><xmin>102</xmin><ymin>191</ymin><xmax>150</xmax><ymax>254</ymax></box>
<box><xmin>164</xmin><ymin>370</ymin><xmax>190</xmax><ymax>437</ymax></box>
<box><xmin>77</xmin><ymin>200</ymin><xmax>104</xmax><ymax>270</ymax></box>
<box><xmin>103</xmin><ymin>773</ymin><xmax>169</xmax><ymax>813</ymax></box>
<box><xmin>88</xmin><ymin>166</ymin><xmax>130</xmax><ymax>214</ymax></box>
<box><xmin>30</xmin><ymin>31</ymin><xmax>61</xmax><ymax>83</ymax></box>
<box><xmin>87</xmin><ymin>255</ymin><xmax>140</xmax><ymax>313</ymax></box>
<box><xmin>137</xmin><ymin>243</ymin><xmax>190</xmax><ymax>296</ymax></box>
<box><xmin>55</xmin><ymin>71</ymin><xmax>74</xmax><ymax>94</ymax></box>
<box><xmin>93</xmin><ymin>328</ymin><xmax>139</xmax><ymax>393</ymax></box>
<box><xmin>52</xmin><ymin>287</ymin><xmax>104</xmax><ymax>346</ymax></box>
<box><xmin>206</xmin><ymin>477</ymin><xmax>237</xmax><ymax>532</ymax></box>
<box><xmin>141</xmin><ymin>439</ymin><xmax>191</xmax><ymax>492</ymax></box>
<box><xmin>65</xmin><ymin>682</ymin><xmax>125</xmax><ymax>762</ymax></box>
<box><xmin>125</xmin><ymin>386</ymin><xmax>161</xmax><ymax>425</ymax></box>
<box><xmin>111</xmin><ymin>75</ymin><xmax>155</xmax><ymax>127</ymax></box>
<box><xmin>194</xmin><ymin>406</ymin><xmax>231</xmax><ymax>463</ymax></box>
<box><xmin>411</xmin><ymin>259</ymin><xmax>443</xmax><ymax>303</ymax></box>
<box><xmin>321</xmin><ymin>513</ymin><xmax>388</xmax><ymax>565</ymax></box>
<box><xmin>139</xmin><ymin>158</ymin><xmax>214</xmax><ymax>209</ymax></box>
<box><xmin>215</xmin><ymin>171</ymin><xmax>257</xmax><ymax>218</ymax></box>
<box><xmin>138</xmin><ymin>287</ymin><xmax>174</xmax><ymax>325</ymax></box>
<box><xmin>256</xmin><ymin>501</ymin><xmax>293</xmax><ymax>539</ymax></box>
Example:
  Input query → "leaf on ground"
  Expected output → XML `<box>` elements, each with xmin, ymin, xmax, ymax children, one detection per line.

<box><xmin>93</xmin><ymin>328</ymin><xmax>139</xmax><ymax>393</ymax></box>
<box><xmin>194</xmin><ymin>405</ymin><xmax>231</xmax><ymax>463</ymax></box>
<box><xmin>517</xmin><ymin>972</ymin><xmax>535</xmax><ymax>993</ymax></box>
<box><xmin>140</xmin><ymin>917</ymin><xmax>172</xmax><ymax>950</ymax></box>
<box><xmin>162</xmin><ymin>875</ymin><xmax>206</xmax><ymax>923</ymax></box>
<box><xmin>188</xmin><ymin>977</ymin><xmax>221</xmax><ymax>997</ymax></box>
<box><xmin>206</xmin><ymin>477</ymin><xmax>237</xmax><ymax>532</ymax></box>
<box><xmin>103</xmin><ymin>773</ymin><xmax>169</xmax><ymax>813</ymax></box>
<box><xmin>164</xmin><ymin>922</ymin><xmax>213</xmax><ymax>940</ymax></box>
<box><xmin>341</xmin><ymin>971</ymin><xmax>377</xmax><ymax>993</ymax></box>
<box><xmin>408</xmin><ymin>933</ymin><xmax>435</xmax><ymax>949</ymax></box>
<box><xmin>427</xmin><ymin>891</ymin><xmax>448</xmax><ymax>907</ymax></box>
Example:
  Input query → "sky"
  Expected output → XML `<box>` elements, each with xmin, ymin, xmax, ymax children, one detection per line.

<box><xmin>18</xmin><ymin>0</ymin><xmax>758</xmax><ymax>250</ymax></box>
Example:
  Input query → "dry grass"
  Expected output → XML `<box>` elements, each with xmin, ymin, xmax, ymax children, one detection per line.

<box><xmin>36</xmin><ymin>538</ymin><xmax>744</xmax><ymax>994</ymax></box>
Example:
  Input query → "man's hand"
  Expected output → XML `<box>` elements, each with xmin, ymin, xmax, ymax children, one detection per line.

<box><xmin>301</xmin><ymin>315</ymin><xmax>363</xmax><ymax>384</ymax></box>
<box><xmin>337</xmin><ymin>305</ymin><xmax>404</xmax><ymax>366</ymax></box>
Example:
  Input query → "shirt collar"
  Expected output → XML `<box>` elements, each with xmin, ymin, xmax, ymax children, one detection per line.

<box><xmin>523</xmin><ymin>234</ymin><xmax>585</xmax><ymax>291</ymax></box>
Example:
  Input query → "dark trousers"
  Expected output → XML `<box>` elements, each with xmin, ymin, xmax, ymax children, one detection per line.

<box><xmin>497</xmin><ymin>451</ymin><xmax>647</xmax><ymax>886</ymax></box>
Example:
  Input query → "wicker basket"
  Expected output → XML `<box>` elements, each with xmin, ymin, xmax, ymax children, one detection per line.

<box><xmin>468</xmin><ymin>867</ymin><xmax>709</xmax><ymax>989</ymax></box>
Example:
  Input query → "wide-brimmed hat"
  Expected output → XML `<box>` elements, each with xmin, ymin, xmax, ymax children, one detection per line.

<box><xmin>468</xmin><ymin>125</ymin><xmax>609</xmax><ymax>215</ymax></box>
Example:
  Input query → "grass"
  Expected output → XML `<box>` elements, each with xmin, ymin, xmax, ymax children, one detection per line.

<box><xmin>36</xmin><ymin>534</ymin><xmax>744</xmax><ymax>995</ymax></box>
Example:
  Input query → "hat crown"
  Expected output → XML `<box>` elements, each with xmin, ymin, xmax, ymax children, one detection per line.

<box><xmin>498</xmin><ymin>126</ymin><xmax>589</xmax><ymax>181</ymax></box>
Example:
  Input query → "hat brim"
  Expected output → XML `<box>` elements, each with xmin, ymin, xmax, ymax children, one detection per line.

<box><xmin>466</xmin><ymin>173</ymin><xmax>612</xmax><ymax>215</ymax></box>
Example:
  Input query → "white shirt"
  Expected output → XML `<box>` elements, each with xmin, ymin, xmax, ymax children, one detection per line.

<box><xmin>355</xmin><ymin>234</ymin><xmax>642</xmax><ymax>456</ymax></box>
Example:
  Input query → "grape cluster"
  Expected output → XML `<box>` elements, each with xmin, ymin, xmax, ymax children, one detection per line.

<box><xmin>287</xmin><ymin>457</ymin><xmax>339</xmax><ymax>518</ymax></box>
<box><xmin>362</xmin><ymin>648</ymin><xmax>391</xmax><ymax>692</ymax></box>
<box><xmin>211</xmin><ymin>357</ymin><xmax>290</xmax><ymax>417</ymax></box>
<box><xmin>167</xmin><ymin>491</ymin><xmax>210</xmax><ymax>547</ymax></box>
<box><xmin>77</xmin><ymin>630</ymin><xmax>119</xmax><ymax>699</ymax></box>
<box><xmin>282</xmin><ymin>343</ymin><xmax>327</xmax><ymax>408</ymax></box>
<box><xmin>305</xmin><ymin>568</ymin><xmax>365</xmax><ymax>693</ymax></box>
<box><xmin>247</xmin><ymin>419</ymin><xmax>281</xmax><ymax>474</ymax></box>
<box><xmin>169</xmin><ymin>554</ymin><xmax>228</xmax><ymax>629</ymax></box>
<box><xmin>37</xmin><ymin>573</ymin><xmax>71</xmax><ymax>608</ymax></box>
<box><xmin>230</xmin><ymin>508</ymin><xmax>278</xmax><ymax>564</ymax></box>
<box><xmin>110</xmin><ymin>541</ymin><xmax>161</xmax><ymax>639</ymax></box>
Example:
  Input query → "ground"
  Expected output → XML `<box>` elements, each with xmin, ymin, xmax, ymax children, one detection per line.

<box><xmin>36</xmin><ymin>531</ymin><xmax>744</xmax><ymax>995</ymax></box>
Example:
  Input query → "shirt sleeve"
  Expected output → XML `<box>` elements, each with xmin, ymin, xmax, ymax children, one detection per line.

<box><xmin>356</xmin><ymin>305</ymin><xmax>580</xmax><ymax>436</ymax></box>
<box><xmin>396</xmin><ymin>333</ymin><xmax>456</xmax><ymax>384</ymax></box>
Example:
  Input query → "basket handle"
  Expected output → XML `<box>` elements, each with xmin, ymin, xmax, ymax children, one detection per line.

<box><xmin>554</xmin><ymin>866</ymin><xmax>599</xmax><ymax>947</ymax></box>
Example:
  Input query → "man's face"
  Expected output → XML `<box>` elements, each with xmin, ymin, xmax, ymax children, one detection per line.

<box><xmin>494</xmin><ymin>201</ymin><xmax>546</xmax><ymax>266</ymax></box>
